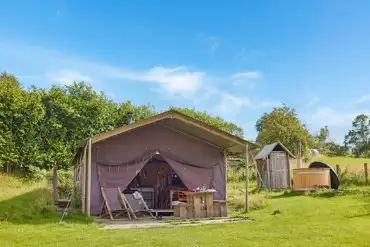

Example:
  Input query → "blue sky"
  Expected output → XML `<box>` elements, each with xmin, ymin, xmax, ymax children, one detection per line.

<box><xmin>1</xmin><ymin>1</ymin><xmax>370</xmax><ymax>143</ymax></box>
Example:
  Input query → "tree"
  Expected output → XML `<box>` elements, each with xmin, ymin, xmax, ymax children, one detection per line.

<box><xmin>169</xmin><ymin>107</ymin><xmax>244</xmax><ymax>138</ymax></box>
<box><xmin>317</xmin><ymin>126</ymin><xmax>329</xmax><ymax>143</ymax></box>
<box><xmin>0</xmin><ymin>74</ymin><xmax>158</xmax><ymax>173</ymax></box>
<box><xmin>314</xmin><ymin>126</ymin><xmax>329</xmax><ymax>152</ymax></box>
<box><xmin>322</xmin><ymin>141</ymin><xmax>348</xmax><ymax>157</ymax></box>
<box><xmin>0</xmin><ymin>71</ymin><xmax>245</xmax><ymax>176</ymax></box>
<box><xmin>0</xmin><ymin>73</ymin><xmax>45</xmax><ymax>172</ymax></box>
<box><xmin>256</xmin><ymin>105</ymin><xmax>314</xmax><ymax>157</ymax></box>
<box><xmin>344</xmin><ymin>114</ymin><xmax>370</xmax><ymax>157</ymax></box>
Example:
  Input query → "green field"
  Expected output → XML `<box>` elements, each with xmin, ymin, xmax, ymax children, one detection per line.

<box><xmin>1</xmin><ymin>164</ymin><xmax>370</xmax><ymax>247</ymax></box>
<box><xmin>309</xmin><ymin>155</ymin><xmax>370</xmax><ymax>172</ymax></box>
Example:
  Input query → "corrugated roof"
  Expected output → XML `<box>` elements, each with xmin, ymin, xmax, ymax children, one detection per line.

<box><xmin>254</xmin><ymin>141</ymin><xmax>295</xmax><ymax>160</ymax></box>
<box><xmin>77</xmin><ymin>110</ymin><xmax>256</xmax><ymax>154</ymax></box>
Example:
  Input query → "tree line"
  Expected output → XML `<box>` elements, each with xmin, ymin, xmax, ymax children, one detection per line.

<box><xmin>0</xmin><ymin>72</ymin><xmax>242</xmax><ymax>177</ymax></box>
<box><xmin>1</xmin><ymin>71</ymin><xmax>369</xmax><ymax>177</ymax></box>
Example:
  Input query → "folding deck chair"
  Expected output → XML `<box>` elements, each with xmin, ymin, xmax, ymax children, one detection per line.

<box><xmin>100</xmin><ymin>187</ymin><xmax>135</xmax><ymax>220</ymax></box>
<box><xmin>118</xmin><ymin>187</ymin><xmax>137</xmax><ymax>220</ymax></box>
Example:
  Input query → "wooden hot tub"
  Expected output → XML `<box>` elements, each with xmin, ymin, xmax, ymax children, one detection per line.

<box><xmin>293</xmin><ymin>168</ymin><xmax>331</xmax><ymax>191</ymax></box>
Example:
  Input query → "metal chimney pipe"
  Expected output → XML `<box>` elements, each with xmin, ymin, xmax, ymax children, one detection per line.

<box><xmin>126</xmin><ymin>112</ymin><xmax>133</xmax><ymax>124</ymax></box>
<box><xmin>297</xmin><ymin>139</ymin><xmax>302</xmax><ymax>168</ymax></box>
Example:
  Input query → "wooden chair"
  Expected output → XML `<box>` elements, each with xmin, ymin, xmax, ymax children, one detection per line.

<box><xmin>100</xmin><ymin>187</ymin><xmax>124</xmax><ymax>220</ymax></box>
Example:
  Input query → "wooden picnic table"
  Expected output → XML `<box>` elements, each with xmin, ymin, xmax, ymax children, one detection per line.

<box><xmin>173</xmin><ymin>190</ymin><xmax>227</xmax><ymax>218</ymax></box>
<box><xmin>183</xmin><ymin>190</ymin><xmax>216</xmax><ymax>218</ymax></box>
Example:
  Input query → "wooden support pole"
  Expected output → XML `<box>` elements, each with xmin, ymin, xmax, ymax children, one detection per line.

<box><xmin>53</xmin><ymin>164</ymin><xmax>58</xmax><ymax>205</ymax></box>
<box><xmin>266</xmin><ymin>157</ymin><xmax>271</xmax><ymax>190</ymax></box>
<box><xmin>87</xmin><ymin>138</ymin><xmax>92</xmax><ymax>216</ymax></box>
<box><xmin>82</xmin><ymin>145</ymin><xmax>87</xmax><ymax>213</ymax></box>
<box><xmin>245</xmin><ymin>144</ymin><xmax>249</xmax><ymax>213</ymax></box>
<box><xmin>223</xmin><ymin>149</ymin><xmax>228</xmax><ymax>216</ymax></box>
<box><xmin>287</xmin><ymin>158</ymin><xmax>292</xmax><ymax>189</ymax></box>
<box><xmin>365</xmin><ymin>163</ymin><xmax>368</xmax><ymax>185</ymax></box>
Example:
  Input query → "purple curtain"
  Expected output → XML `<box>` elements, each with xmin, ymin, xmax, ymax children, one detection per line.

<box><xmin>97</xmin><ymin>152</ymin><xmax>216</xmax><ymax>191</ymax></box>
<box><xmin>97</xmin><ymin>157</ymin><xmax>150</xmax><ymax>189</ymax></box>
<box><xmin>211</xmin><ymin>164</ymin><xmax>225</xmax><ymax>200</ymax></box>
<box><xmin>160</xmin><ymin>154</ymin><xmax>213</xmax><ymax>189</ymax></box>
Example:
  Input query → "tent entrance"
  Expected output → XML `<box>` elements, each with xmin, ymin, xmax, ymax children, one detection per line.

<box><xmin>126</xmin><ymin>155</ymin><xmax>187</xmax><ymax>209</ymax></box>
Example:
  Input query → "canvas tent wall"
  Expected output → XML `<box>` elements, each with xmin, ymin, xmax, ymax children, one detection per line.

<box><xmin>75</xmin><ymin>110</ymin><xmax>252</xmax><ymax>216</ymax></box>
<box><xmin>254</xmin><ymin>141</ymin><xmax>295</xmax><ymax>190</ymax></box>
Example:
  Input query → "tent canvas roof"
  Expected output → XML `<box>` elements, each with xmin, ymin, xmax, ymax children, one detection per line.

<box><xmin>254</xmin><ymin>141</ymin><xmax>296</xmax><ymax>160</ymax></box>
<box><xmin>77</xmin><ymin>110</ymin><xmax>255</xmax><ymax>153</ymax></box>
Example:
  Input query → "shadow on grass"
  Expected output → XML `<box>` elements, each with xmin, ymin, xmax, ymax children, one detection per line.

<box><xmin>347</xmin><ymin>196</ymin><xmax>370</xmax><ymax>219</ymax></box>
<box><xmin>270</xmin><ymin>191</ymin><xmax>306</xmax><ymax>199</ymax></box>
<box><xmin>271</xmin><ymin>188</ymin><xmax>370</xmax><ymax>199</ymax></box>
<box><xmin>0</xmin><ymin>188</ymin><xmax>92</xmax><ymax>225</ymax></box>
<box><xmin>348</xmin><ymin>213</ymin><xmax>370</xmax><ymax>218</ymax></box>
<box><xmin>270</xmin><ymin>190</ymin><xmax>340</xmax><ymax>199</ymax></box>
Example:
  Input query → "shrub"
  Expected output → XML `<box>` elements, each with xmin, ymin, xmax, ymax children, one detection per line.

<box><xmin>249</xmin><ymin>194</ymin><xmax>268</xmax><ymax>210</ymax></box>
<box><xmin>321</xmin><ymin>142</ymin><xmax>348</xmax><ymax>157</ymax></box>
<box><xmin>227</xmin><ymin>167</ymin><xmax>245</xmax><ymax>183</ymax></box>
<box><xmin>227</xmin><ymin>180</ymin><xmax>268</xmax><ymax>213</ymax></box>
<box><xmin>71</xmin><ymin>188</ymin><xmax>82</xmax><ymax>209</ymax></box>
<box><xmin>227</xmin><ymin>165</ymin><xmax>256</xmax><ymax>183</ymax></box>
<box><xmin>339</xmin><ymin>167</ymin><xmax>367</xmax><ymax>186</ymax></box>
<box><xmin>27</xmin><ymin>166</ymin><xmax>48</xmax><ymax>181</ymax></box>
<box><xmin>57</xmin><ymin>169</ymin><xmax>74</xmax><ymax>198</ymax></box>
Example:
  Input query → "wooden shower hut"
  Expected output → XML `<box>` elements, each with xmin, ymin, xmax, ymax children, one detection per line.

<box><xmin>73</xmin><ymin>110</ymin><xmax>252</xmax><ymax>217</ymax></box>
<box><xmin>254</xmin><ymin>141</ymin><xmax>295</xmax><ymax>190</ymax></box>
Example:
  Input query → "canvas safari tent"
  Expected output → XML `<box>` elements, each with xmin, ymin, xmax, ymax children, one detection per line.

<box><xmin>74</xmin><ymin>110</ymin><xmax>252</xmax><ymax>216</ymax></box>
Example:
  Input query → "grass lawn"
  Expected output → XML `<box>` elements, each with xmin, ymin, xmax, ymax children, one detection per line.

<box><xmin>1</xmin><ymin>174</ymin><xmax>370</xmax><ymax>246</ymax></box>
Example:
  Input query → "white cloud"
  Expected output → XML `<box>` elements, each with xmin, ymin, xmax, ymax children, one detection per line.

<box><xmin>126</xmin><ymin>66</ymin><xmax>204</xmax><ymax>95</ymax></box>
<box><xmin>44</xmin><ymin>65</ymin><xmax>204</xmax><ymax>96</ymax></box>
<box><xmin>310</xmin><ymin>107</ymin><xmax>356</xmax><ymax>128</ymax></box>
<box><xmin>231</xmin><ymin>72</ymin><xmax>261</xmax><ymax>79</ymax></box>
<box><xmin>1</xmin><ymin>42</ymin><xmax>279</xmax><ymax>121</ymax></box>
<box><xmin>354</xmin><ymin>94</ymin><xmax>370</xmax><ymax>104</ymax></box>
<box><xmin>213</xmin><ymin>92</ymin><xmax>251</xmax><ymax>115</ymax></box>
<box><xmin>304</xmin><ymin>107</ymin><xmax>362</xmax><ymax>143</ymax></box>
<box><xmin>231</xmin><ymin>71</ymin><xmax>262</xmax><ymax>87</ymax></box>
<box><xmin>210</xmin><ymin>87</ymin><xmax>278</xmax><ymax>115</ymax></box>
<box><xmin>46</xmin><ymin>70</ymin><xmax>93</xmax><ymax>85</ymax></box>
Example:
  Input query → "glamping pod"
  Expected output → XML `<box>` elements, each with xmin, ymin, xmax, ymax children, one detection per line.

<box><xmin>309</xmin><ymin>162</ymin><xmax>340</xmax><ymax>189</ymax></box>
<box><xmin>293</xmin><ymin>168</ymin><xmax>331</xmax><ymax>191</ymax></box>
<box><xmin>292</xmin><ymin>162</ymin><xmax>340</xmax><ymax>191</ymax></box>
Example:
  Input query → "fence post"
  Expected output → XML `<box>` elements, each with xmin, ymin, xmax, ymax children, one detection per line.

<box><xmin>336</xmin><ymin>164</ymin><xmax>340</xmax><ymax>175</ymax></box>
<box><xmin>53</xmin><ymin>165</ymin><xmax>58</xmax><ymax>205</ymax></box>
<box><xmin>365</xmin><ymin>163</ymin><xmax>368</xmax><ymax>185</ymax></box>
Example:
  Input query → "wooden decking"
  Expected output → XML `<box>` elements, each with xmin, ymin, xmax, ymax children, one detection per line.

<box><xmin>149</xmin><ymin>209</ymin><xmax>174</xmax><ymax>217</ymax></box>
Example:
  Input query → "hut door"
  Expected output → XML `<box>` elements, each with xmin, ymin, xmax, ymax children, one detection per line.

<box><xmin>269</xmin><ymin>151</ymin><xmax>289</xmax><ymax>189</ymax></box>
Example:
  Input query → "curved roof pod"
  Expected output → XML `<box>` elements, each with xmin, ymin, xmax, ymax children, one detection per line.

<box><xmin>309</xmin><ymin>161</ymin><xmax>340</xmax><ymax>189</ymax></box>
